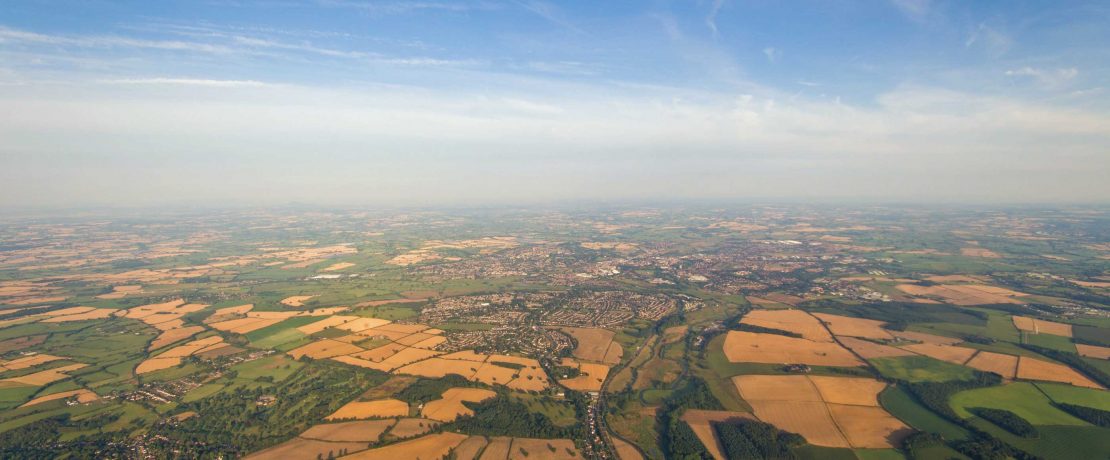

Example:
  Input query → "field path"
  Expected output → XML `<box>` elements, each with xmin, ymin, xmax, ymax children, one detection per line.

<box><xmin>803</xmin><ymin>374</ymin><xmax>853</xmax><ymax>447</ymax></box>
<box><xmin>806</xmin><ymin>311</ymin><xmax>870</xmax><ymax>368</ymax></box>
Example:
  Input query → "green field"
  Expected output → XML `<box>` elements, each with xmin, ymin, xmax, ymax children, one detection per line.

<box><xmin>791</xmin><ymin>445</ymin><xmax>858</xmax><ymax>460</ymax></box>
<box><xmin>871</xmin><ymin>355</ymin><xmax>975</xmax><ymax>382</ymax></box>
<box><xmin>244</xmin><ymin>316</ymin><xmax>324</xmax><ymax>343</ymax></box>
<box><xmin>250</xmin><ymin>328</ymin><xmax>308</xmax><ymax>349</ymax></box>
<box><xmin>1074</xmin><ymin>325</ymin><xmax>1110</xmax><ymax>347</ymax></box>
<box><xmin>1024</xmin><ymin>332</ymin><xmax>1077</xmax><ymax>353</ymax></box>
<box><xmin>0</xmin><ymin>386</ymin><xmax>38</xmax><ymax>410</ymax></box>
<box><xmin>433</xmin><ymin>322</ymin><xmax>494</xmax><ymax>332</ymax></box>
<box><xmin>970</xmin><ymin>422</ymin><xmax>1110</xmax><ymax>459</ymax></box>
<box><xmin>352</xmin><ymin>305</ymin><xmax>420</xmax><ymax>320</ymax></box>
<box><xmin>854</xmin><ymin>449</ymin><xmax>907</xmax><ymax>460</ymax></box>
<box><xmin>1035</xmin><ymin>382</ymin><xmax>1110</xmax><ymax>411</ymax></box>
<box><xmin>911</xmin><ymin>311</ymin><xmax>1021</xmax><ymax>344</ymax></box>
<box><xmin>949</xmin><ymin>382</ymin><xmax>1088</xmax><ymax>425</ymax></box>
<box><xmin>879</xmin><ymin>385</ymin><xmax>968</xmax><ymax>440</ymax></box>
<box><xmin>509</xmin><ymin>393</ymin><xmax>577</xmax><ymax>427</ymax></box>
<box><xmin>231</xmin><ymin>355</ymin><xmax>303</xmax><ymax>382</ymax></box>
<box><xmin>182</xmin><ymin>382</ymin><xmax>225</xmax><ymax>403</ymax></box>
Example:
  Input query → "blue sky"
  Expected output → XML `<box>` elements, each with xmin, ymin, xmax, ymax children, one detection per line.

<box><xmin>1</xmin><ymin>1</ymin><xmax>1108</xmax><ymax>207</ymax></box>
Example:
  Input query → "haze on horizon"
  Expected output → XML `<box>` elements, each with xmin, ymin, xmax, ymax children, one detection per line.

<box><xmin>1</xmin><ymin>0</ymin><xmax>1108</xmax><ymax>209</ymax></box>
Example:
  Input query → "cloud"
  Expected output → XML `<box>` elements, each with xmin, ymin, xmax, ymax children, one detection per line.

<box><xmin>965</xmin><ymin>22</ymin><xmax>1012</xmax><ymax>57</ymax></box>
<box><xmin>1005</xmin><ymin>67</ymin><xmax>1079</xmax><ymax>89</ymax></box>
<box><xmin>763</xmin><ymin>47</ymin><xmax>780</xmax><ymax>63</ymax></box>
<box><xmin>99</xmin><ymin>78</ymin><xmax>277</xmax><ymax>88</ymax></box>
<box><xmin>370</xmin><ymin>57</ymin><xmax>484</xmax><ymax>66</ymax></box>
<box><xmin>3</xmin><ymin>77</ymin><xmax>1107</xmax><ymax>206</ymax></box>
<box><xmin>316</xmin><ymin>0</ymin><xmax>497</xmax><ymax>14</ymax></box>
<box><xmin>514</xmin><ymin>1</ymin><xmax>585</xmax><ymax>34</ymax></box>
<box><xmin>890</xmin><ymin>0</ymin><xmax>930</xmax><ymax>22</ymax></box>
<box><xmin>0</xmin><ymin>25</ymin><xmax>480</xmax><ymax>73</ymax></box>
<box><xmin>227</xmin><ymin>35</ymin><xmax>371</xmax><ymax>58</ymax></box>
<box><xmin>0</xmin><ymin>26</ymin><xmax>234</xmax><ymax>54</ymax></box>
<box><xmin>655</xmin><ymin>13</ymin><xmax>683</xmax><ymax>41</ymax></box>
<box><xmin>526</xmin><ymin>61</ymin><xmax>598</xmax><ymax>76</ymax></box>
<box><xmin>706</xmin><ymin>0</ymin><xmax>725</xmax><ymax>38</ymax></box>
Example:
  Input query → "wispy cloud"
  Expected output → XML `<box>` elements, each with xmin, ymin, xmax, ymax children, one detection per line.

<box><xmin>705</xmin><ymin>0</ymin><xmax>725</xmax><ymax>38</ymax></box>
<box><xmin>4</xmin><ymin>81</ymin><xmax>1107</xmax><ymax>205</ymax></box>
<box><xmin>99</xmin><ymin>78</ymin><xmax>278</xmax><ymax>88</ymax></box>
<box><xmin>227</xmin><ymin>35</ymin><xmax>371</xmax><ymax>58</ymax></box>
<box><xmin>0</xmin><ymin>25</ymin><xmax>477</xmax><ymax>72</ymax></box>
<box><xmin>515</xmin><ymin>0</ymin><xmax>585</xmax><ymax>34</ymax></box>
<box><xmin>1006</xmin><ymin>67</ymin><xmax>1079</xmax><ymax>89</ymax></box>
<box><xmin>316</xmin><ymin>0</ymin><xmax>497</xmax><ymax>14</ymax></box>
<box><xmin>0</xmin><ymin>26</ymin><xmax>233</xmax><ymax>53</ymax></box>
<box><xmin>965</xmin><ymin>22</ymin><xmax>1011</xmax><ymax>57</ymax></box>
<box><xmin>371</xmin><ymin>57</ymin><xmax>484</xmax><ymax>67</ymax></box>
<box><xmin>526</xmin><ymin>61</ymin><xmax>598</xmax><ymax>76</ymax></box>
<box><xmin>762</xmin><ymin>47</ymin><xmax>781</xmax><ymax>63</ymax></box>
<box><xmin>890</xmin><ymin>0</ymin><xmax>930</xmax><ymax>22</ymax></box>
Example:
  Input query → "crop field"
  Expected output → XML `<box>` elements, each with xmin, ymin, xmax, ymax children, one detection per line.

<box><xmin>1013</xmin><ymin>316</ymin><xmax>1074</xmax><ymax>337</ymax></box>
<box><xmin>740</xmin><ymin>309</ymin><xmax>832</xmax><ymax>341</ymax></box>
<box><xmin>680</xmin><ymin>409</ymin><xmax>757</xmax><ymax>459</ymax></box>
<box><xmin>148</xmin><ymin>325</ymin><xmax>205</xmax><ymax>351</ymax></box>
<box><xmin>420</xmin><ymin>387</ymin><xmax>496</xmax><ymax>421</ymax></box>
<box><xmin>722</xmin><ymin>331</ymin><xmax>864</xmax><ymax>367</ymax></box>
<box><xmin>300</xmin><ymin>419</ymin><xmax>395</xmax><ymax>442</ymax></box>
<box><xmin>899</xmin><ymin>343</ymin><xmax>977</xmax><ymax>365</ymax></box>
<box><xmin>965</xmin><ymin>351</ymin><xmax>1019</xmax><ymax>378</ymax></box>
<box><xmin>326</xmin><ymin>398</ymin><xmax>409</xmax><ymax>420</ymax></box>
<box><xmin>1</xmin><ymin>206</ymin><xmax>1109</xmax><ymax>458</ymax></box>
<box><xmin>20</xmin><ymin>389</ymin><xmax>98</xmax><ymax>408</ymax></box>
<box><xmin>452</xmin><ymin>436</ymin><xmax>489</xmax><ymax>459</ymax></box>
<box><xmin>0</xmin><ymin>353</ymin><xmax>64</xmax><ymax>371</ymax></box>
<box><xmin>279</xmin><ymin>295</ymin><xmax>316</xmax><ymax>307</ymax></box>
<box><xmin>482</xmin><ymin>436</ymin><xmax>513</xmax><ymax>459</ymax></box>
<box><xmin>733</xmin><ymin>375</ymin><xmax>910</xmax><ymax>448</ymax></box>
<box><xmin>560</xmin><ymin>326</ymin><xmax>624</xmax><ymax>364</ymax></box>
<box><xmin>813</xmin><ymin>313</ymin><xmax>892</xmax><ymax>340</ymax></box>
<box><xmin>1076</xmin><ymin>343</ymin><xmax>1110</xmax><ymax>359</ymax></box>
<box><xmin>1016</xmin><ymin>357</ymin><xmax>1103</xmax><ymax>388</ymax></box>
<box><xmin>244</xmin><ymin>437</ymin><xmax>367</xmax><ymax>459</ymax></box>
<box><xmin>557</xmin><ymin>357</ymin><xmax>609</xmax><ymax>392</ymax></box>
<box><xmin>896</xmin><ymin>283</ymin><xmax>1026</xmax><ymax>305</ymax></box>
<box><xmin>386</xmin><ymin>417</ymin><xmax>438</xmax><ymax>438</ymax></box>
<box><xmin>838</xmin><ymin>337</ymin><xmax>913</xmax><ymax>359</ymax></box>
<box><xmin>505</xmin><ymin>438</ymin><xmax>581</xmax><ymax>459</ymax></box>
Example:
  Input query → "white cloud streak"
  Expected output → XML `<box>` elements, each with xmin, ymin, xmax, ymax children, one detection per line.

<box><xmin>1006</xmin><ymin>67</ymin><xmax>1079</xmax><ymax>89</ymax></box>
<box><xmin>99</xmin><ymin>78</ymin><xmax>278</xmax><ymax>88</ymax></box>
<box><xmin>1</xmin><ymin>79</ymin><xmax>1107</xmax><ymax>206</ymax></box>
<box><xmin>706</xmin><ymin>0</ymin><xmax>724</xmax><ymax>38</ymax></box>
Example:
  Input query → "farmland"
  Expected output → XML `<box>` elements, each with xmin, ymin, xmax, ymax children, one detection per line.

<box><xmin>0</xmin><ymin>206</ymin><xmax>1108</xmax><ymax>459</ymax></box>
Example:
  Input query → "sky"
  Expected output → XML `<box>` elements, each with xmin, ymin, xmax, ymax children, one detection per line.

<box><xmin>1</xmin><ymin>0</ymin><xmax>1108</xmax><ymax>208</ymax></box>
